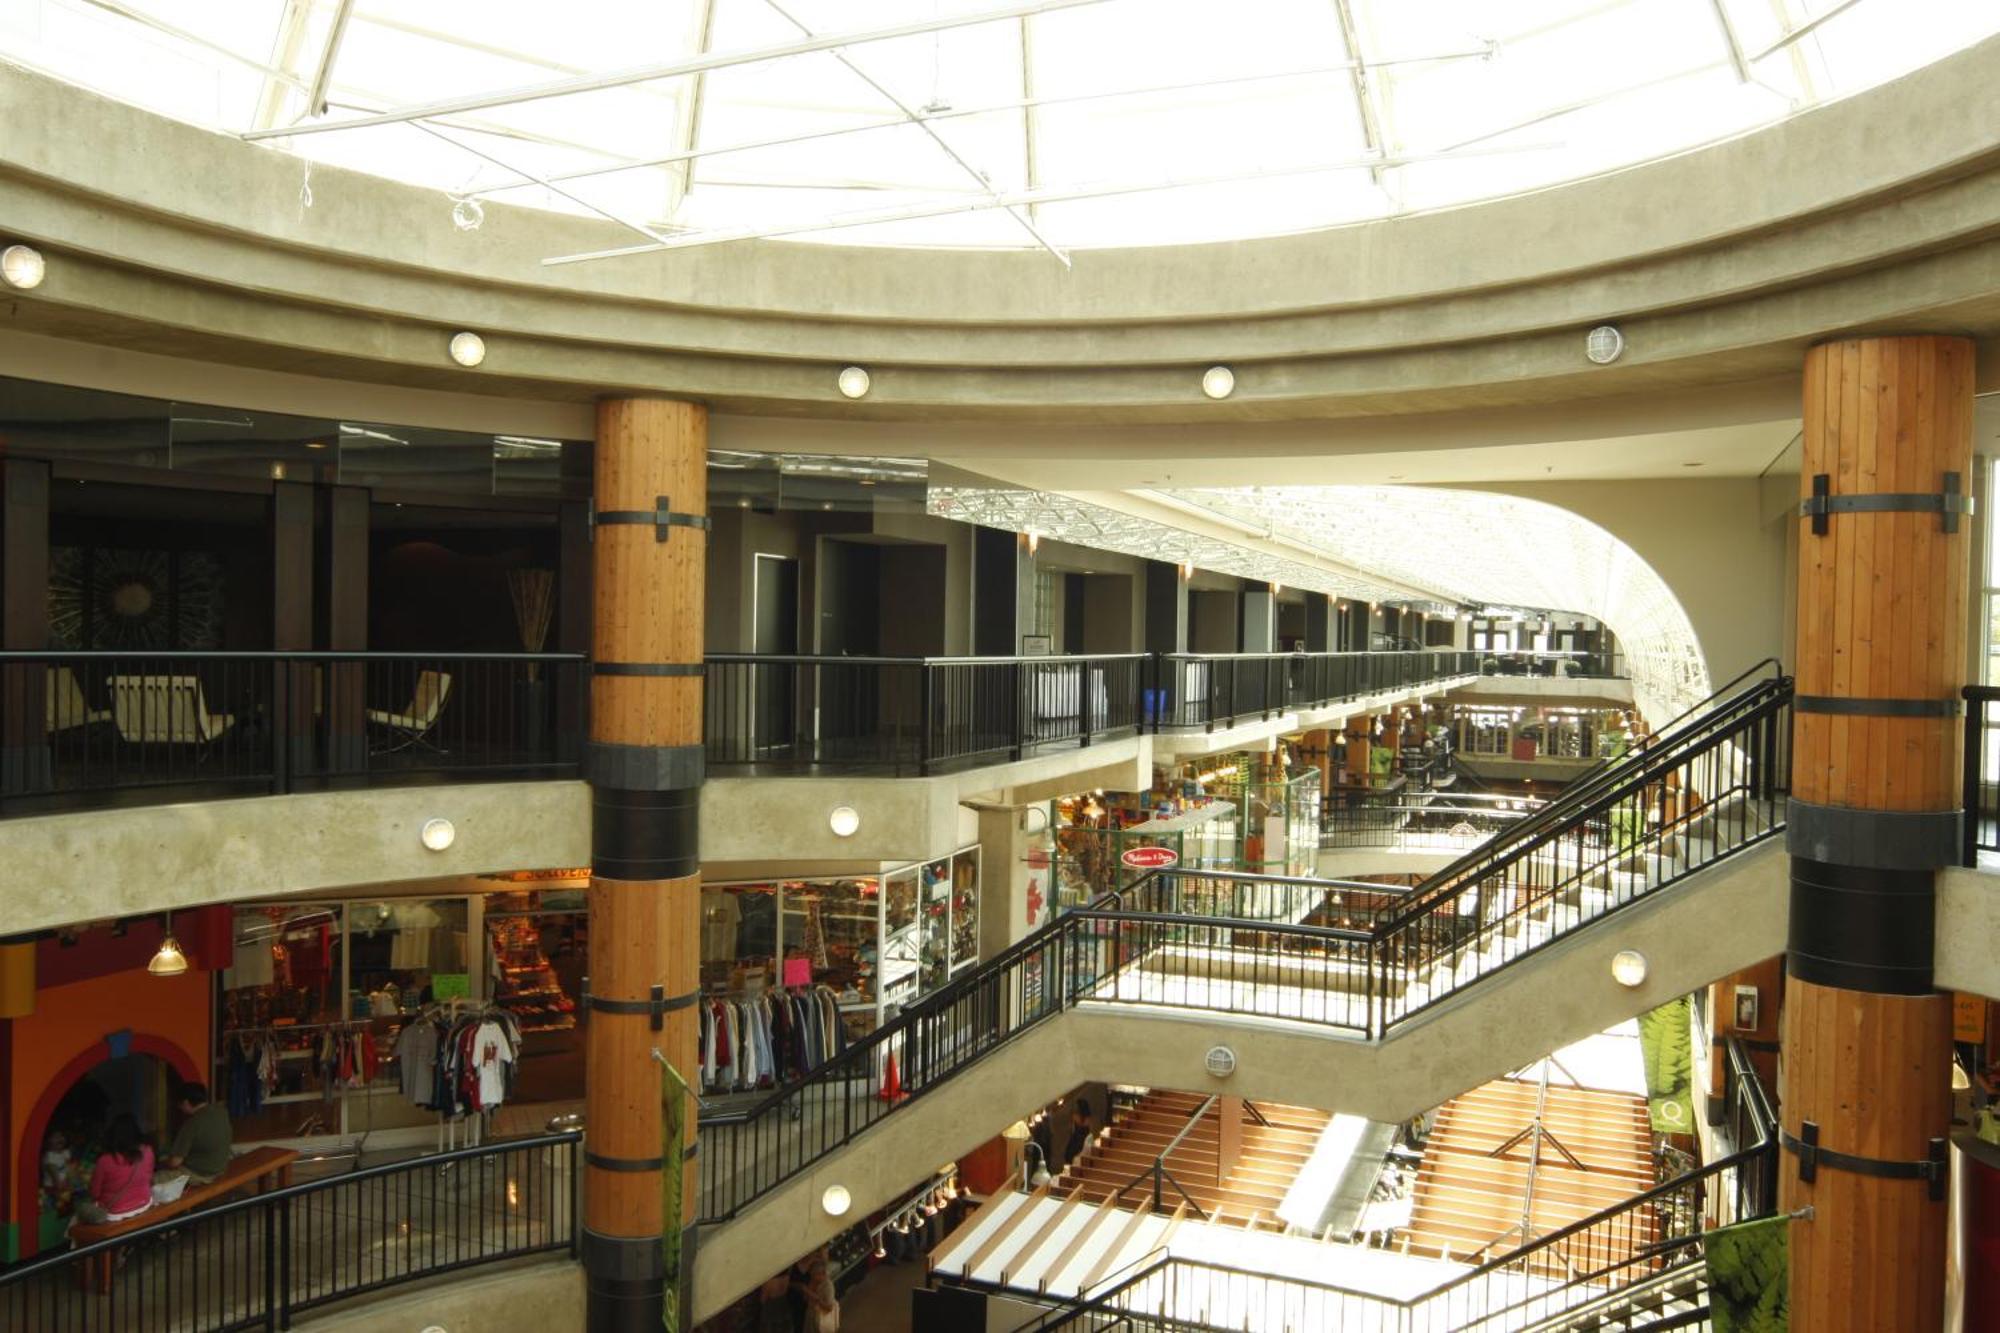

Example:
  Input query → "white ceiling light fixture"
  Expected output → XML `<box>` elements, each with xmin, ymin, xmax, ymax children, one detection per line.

<box><xmin>1610</xmin><ymin>949</ymin><xmax>1648</xmax><ymax>987</ymax></box>
<box><xmin>1204</xmin><ymin>1045</ymin><xmax>1237</xmax><ymax>1079</ymax></box>
<box><xmin>837</xmin><ymin>366</ymin><xmax>872</xmax><ymax>399</ymax></box>
<box><xmin>1201</xmin><ymin>366</ymin><xmax>1236</xmax><ymax>400</ymax></box>
<box><xmin>829</xmin><ymin>806</ymin><xmax>861</xmax><ymax>838</ymax></box>
<box><xmin>821</xmin><ymin>1184</ymin><xmax>852</xmax><ymax>1217</ymax></box>
<box><xmin>1584</xmin><ymin>326</ymin><xmax>1625</xmax><ymax>365</ymax></box>
<box><xmin>421</xmin><ymin>818</ymin><xmax>457</xmax><ymax>851</ymax></box>
<box><xmin>448</xmin><ymin>331</ymin><xmax>487</xmax><ymax>367</ymax></box>
<box><xmin>2</xmin><ymin>244</ymin><xmax>46</xmax><ymax>290</ymax></box>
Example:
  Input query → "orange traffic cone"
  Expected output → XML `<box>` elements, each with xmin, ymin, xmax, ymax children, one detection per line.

<box><xmin>878</xmin><ymin>1050</ymin><xmax>908</xmax><ymax>1104</ymax></box>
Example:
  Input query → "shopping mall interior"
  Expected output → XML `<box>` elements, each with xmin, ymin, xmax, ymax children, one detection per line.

<box><xmin>0</xmin><ymin>3</ymin><xmax>1998</xmax><ymax>1331</ymax></box>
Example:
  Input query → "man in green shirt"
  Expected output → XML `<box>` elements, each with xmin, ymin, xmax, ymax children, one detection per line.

<box><xmin>163</xmin><ymin>1082</ymin><xmax>232</xmax><ymax>1185</ymax></box>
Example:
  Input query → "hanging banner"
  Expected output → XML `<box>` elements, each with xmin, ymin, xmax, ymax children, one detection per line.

<box><xmin>1637</xmin><ymin>996</ymin><xmax>1694</xmax><ymax>1134</ymax></box>
<box><xmin>660</xmin><ymin>1057</ymin><xmax>694</xmax><ymax>1333</ymax></box>
<box><xmin>1954</xmin><ymin>991</ymin><xmax>1988</xmax><ymax>1044</ymax></box>
<box><xmin>1705</xmin><ymin>1212</ymin><xmax>1789</xmax><ymax>1332</ymax></box>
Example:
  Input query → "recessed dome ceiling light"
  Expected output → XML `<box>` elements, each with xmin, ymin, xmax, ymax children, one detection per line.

<box><xmin>837</xmin><ymin>366</ymin><xmax>871</xmax><ymax>399</ymax></box>
<box><xmin>448</xmin><ymin>331</ymin><xmax>487</xmax><ymax>367</ymax></box>
<box><xmin>1201</xmin><ymin>366</ymin><xmax>1236</xmax><ymax>399</ymax></box>
<box><xmin>1</xmin><ymin>244</ymin><xmax>46</xmax><ymax>290</ymax></box>
<box><xmin>1584</xmin><ymin>326</ymin><xmax>1624</xmax><ymax>364</ymax></box>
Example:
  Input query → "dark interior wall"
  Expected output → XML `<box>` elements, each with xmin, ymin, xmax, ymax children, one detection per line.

<box><xmin>1143</xmin><ymin>560</ymin><xmax>1187</xmax><ymax>654</ymax></box>
<box><xmin>973</xmin><ymin>525</ymin><xmax>1024</xmax><ymax>656</ymax></box>
<box><xmin>368</xmin><ymin>513</ymin><xmax>560</xmax><ymax>652</ymax></box>
<box><xmin>1080</xmin><ymin>574</ymin><xmax>1136</xmax><ymax>653</ymax></box>
<box><xmin>1062</xmin><ymin>573</ymin><xmax>1086</xmax><ymax>652</ymax></box>
<box><xmin>1188</xmin><ymin>590</ymin><xmax>1238</xmax><ymax>653</ymax></box>
<box><xmin>46</xmin><ymin>484</ymin><xmax>273</xmax><ymax>651</ymax></box>
<box><xmin>879</xmin><ymin>544</ymin><xmax>947</xmax><ymax>656</ymax></box>
<box><xmin>1276</xmin><ymin>598</ymin><xmax>1306</xmax><ymax>649</ymax></box>
<box><xmin>817</xmin><ymin>538</ymin><xmax>879</xmax><ymax>655</ymax></box>
<box><xmin>705</xmin><ymin>506</ymin><xmax>810</xmax><ymax>654</ymax></box>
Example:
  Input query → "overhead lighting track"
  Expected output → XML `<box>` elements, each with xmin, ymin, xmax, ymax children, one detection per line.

<box><xmin>239</xmin><ymin>0</ymin><xmax>1119</xmax><ymax>142</ymax></box>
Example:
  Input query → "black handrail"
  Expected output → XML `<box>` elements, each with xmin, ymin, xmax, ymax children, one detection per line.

<box><xmin>0</xmin><ymin>1132</ymin><xmax>581</xmax><ymax>1331</ymax></box>
<box><xmin>1386</xmin><ymin>671</ymin><xmax>1790</xmax><ymax>929</ymax></box>
<box><xmin>696</xmin><ymin>683</ymin><xmax>1792</xmax><ymax>1220</ymax></box>
<box><xmin>1017</xmin><ymin>1039</ymin><xmax>1778</xmax><ymax>1332</ymax></box>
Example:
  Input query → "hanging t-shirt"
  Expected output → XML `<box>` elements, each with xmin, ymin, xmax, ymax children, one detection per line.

<box><xmin>471</xmin><ymin>1020</ymin><xmax>516</xmax><ymax>1109</ymax></box>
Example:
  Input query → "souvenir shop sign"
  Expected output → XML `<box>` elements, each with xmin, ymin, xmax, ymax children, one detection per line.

<box><xmin>1120</xmin><ymin>845</ymin><xmax>1179</xmax><ymax>870</ymax></box>
<box><xmin>432</xmin><ymin>973</ymin><xmax>471</xmax><ymax>1001</ymax></box>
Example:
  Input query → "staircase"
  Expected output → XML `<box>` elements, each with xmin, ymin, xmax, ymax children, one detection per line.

<box><xmin>694</xmin><ymin>670</ymin><xmax>1792</xmax><ymax>1323</ymax></box>
<box><xmin>1059</xmin><ymin>1092</ymin><xmax>1330</xmax><ymax>1226</ymax></box>
<box><xmin>1403</xmin><ymin>1079</ymin><xmax>1654</xmax><ymax>1268</ymax></box>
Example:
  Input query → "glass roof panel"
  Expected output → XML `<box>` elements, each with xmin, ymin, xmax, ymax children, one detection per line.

<box><xmin>2</xmin><ymin>0</ymin><xmax>1992</xmax><ymax>254</ymax></box>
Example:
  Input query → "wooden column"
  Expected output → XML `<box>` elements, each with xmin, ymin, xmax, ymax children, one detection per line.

<box><xmin>585</xmin><ymin>400</ymin><xmax>707</xmax><ymax>1333</ymax></box>
<box><xmin>1782</xmin><ymin>336</ymin><xmax>1972</xmax><ymax>1333</ymax></box>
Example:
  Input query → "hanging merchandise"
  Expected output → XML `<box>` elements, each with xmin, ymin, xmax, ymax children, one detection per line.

<box><xmin>696</xmin><ymin>986</ymin><xmax>848</xmax><ymax>1095</ymax></box>
<box><xmin>392</xmin><ymin>1002</ymin><xmax>522</xmax><ymax>1118</ymax></box>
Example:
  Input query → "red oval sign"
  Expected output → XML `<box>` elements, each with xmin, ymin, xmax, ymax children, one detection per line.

<box><xmin>1120</xmin><ymin>845</ymin><xmax>1180</xmax><ymax>870</ymax></box>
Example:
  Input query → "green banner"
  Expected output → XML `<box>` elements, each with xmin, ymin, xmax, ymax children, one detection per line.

<box><xmin>660</xmin><ymin>1058</ymin><xmax>693</xmax><ymax>1333</ymax></box>
<box><xmin>1637</xmin><ymin>996</ymin><xmax>1694</xmax><ymax>1134</ymax></box>
<box><xmin>1706</xmin><ymin>1213</ymin><xmax>1789</xmax><ymax>1332</ymax></box>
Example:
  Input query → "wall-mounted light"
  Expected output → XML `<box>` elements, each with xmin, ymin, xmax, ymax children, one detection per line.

<box><xmin>448</xmin><ymin>331</ymin><xmax>487</xmax><ymax>367</ymax></box>
<box><xmin>1180</xmin><ymin>560</ymin><xmax>1194</xmax><ymax>580</ymax></box>
<box><xmin>829</xmin><ymin>806</ymin><xmax>860</xmax><ymax>838</ymax></box>
<box><xmin>148</xmin><ymin>916</ymin><xmax>189</xmax><ymax>977</ymax></box>
<box><xmin>1270</xmin><ymin>582</ymin><xmax>1282</xmax><ymax>595</ymax></box>
<box><xmin>2</xmin><ymin>244</ymin><xmax>46</xmax><ymax>290</ymax></box>
<box><xmin>1025</xmin><ymin>529</ymin><xmax>1040</xmax><ymax>555</ymax></box>
<box><xmin>1204</xmin><ymin>1045</ymin><xmax>1237</xmax><ymax>1078</ymax></box>
<box><xmin>1584</xmin><ymin>325</ymin><xmax>1625</xmax><ymax>365</ymax></box>
<box><xmin>821</xmin><ymin>1184</ymin><xmax>852</xmax><ymax>1217</ymax></box>
<box><xmin>421</xmin><ymin>818</ymin><xmax>456</xmax><ymax>851</ymax></box>
<box><xmin>837</xmin><ymin>366</ymin><xmax>871</xmax><ymax>399</ymax></box>
<box><xmin>1611</xmin><ymin>949</ymin><xmax>1648</xmax><ymax>988</ymax></box>
<box><xmin>1201</xmin><ymin>366</ymin><xmax>1235</xmax><ymax>400</ymax></box>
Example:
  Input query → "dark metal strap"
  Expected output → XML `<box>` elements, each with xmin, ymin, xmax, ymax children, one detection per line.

<box><xmin>1782</xmin><ymin>1121</ymin><xmax>1948</xmax><ymax>1200</ymax></box>
<box><xmin>594</xmin><ymin>662</ymin><xmax>705</xmax><ymax>678</ymax></box>
<box><xmin>586</xmin><ymin>740</ymin><xmax>704</xmax><ymax>791</ymax></box>
<box><xmin>587</xmin><ymin>1151</ymin><xmax>665</xmax><ymax>1173</ymax></box>
<box><xmin>1794</xmin><ymin>694</ymin><xmax>1960</xmax><ymax>718</ymax></box>
<box><xmin>593</xmin><ymin>496</ymin><xmax>711</xmax><ymax>541</ymax></box>
<box><xmin>1801</xmin><ymin>471</ymin><xmax>1971</xmax><ymax>534</ymax></box>
<box><xmin>587</xmin><ymin>984</ymin><xmax>700</xmax><ymax>1031</ymax></box>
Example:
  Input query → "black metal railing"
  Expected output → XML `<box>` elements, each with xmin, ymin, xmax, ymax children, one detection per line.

<box><xmin>696</xmin><ymin>679</ymin><xmax>1792</xmax><ymax>1224</ymax></box>
<box><xmin>1963</xmin><ymin>684</ymin><xmax>2000</xmax><ymax>865</ymax></box>
<box><xmin>0</xmin><ymin>651</ymin><xmax>584</xmax><ymax>816</ymax></box>
<box><xmin>0</xmin><ymin>1133</ymin><xmax>579</xmax><ymax>1333</ymax></box>
<box><xmin>1475</xmin><ymin>649</ymin><xmax>1627</xmax><ymax>680</ymax></box>
<box><xmin>1373</xmin><ymin>678</ymin><xmax>1791</xmax><ymax>1029</ymax></box>
<box><xmin>1018</xmin><ymin>1038</ymin><xmax>1776</xmax><ymax>1333</ymax></box>
<box><xmin>1320</xmin><ymin>790</ymin><xmax>1536</xmax><ymax>852</ymax></box>
<box><xmin>706</xmin><ymin>650</ymin><xmax>1482</xmax><ymax>773</ymax></box>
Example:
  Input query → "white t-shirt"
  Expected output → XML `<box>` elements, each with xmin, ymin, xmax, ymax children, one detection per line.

<box><xmin>471</xmin><ymin>1020</ymin><xmax>516</xmax><ymax>1109</ymax></box>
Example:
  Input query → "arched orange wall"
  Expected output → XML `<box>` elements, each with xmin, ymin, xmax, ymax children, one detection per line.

<box><xmin>5</xmin><ymin>970</ymin><xmax>210</xmax><ymax>1258</ymax></box>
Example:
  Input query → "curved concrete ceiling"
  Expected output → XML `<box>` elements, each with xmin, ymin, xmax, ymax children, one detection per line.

<box><xmin>0</xmin><ymin>37</ymin><xmax>1996</xmax><ymax>431</ymax></box>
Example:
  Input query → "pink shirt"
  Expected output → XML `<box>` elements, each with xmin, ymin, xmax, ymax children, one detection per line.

<box><xmin>90</xmin><ymin>1146</ymin><xmax>155</xmax><ymax>1218</ymax></box>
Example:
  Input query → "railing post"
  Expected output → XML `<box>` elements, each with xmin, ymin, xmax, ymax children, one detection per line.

<box><xmin>1962</xmin><ymin>689</ymin><xmax>1979</xmax><ymax>867</ymax></box>
<box><xmin>271</xmin><ymin>659</ymin><xmax>290</xmax><ymax>796</ymax></box>
<box><xmin>263</xmin><ymin>1195</ymin><xmax>279</xmax><ymax>1332</ymax></box>
<box><xmin>278</xmin><ymin>1192</ymin><xmax>293</xmax><ymax>1330</ymax></box>
<box><xmin>919</xmin><ymin>663</ymin><xmax>935</xmax><ymax>775</ymax></box>
<box><xmin>1077</xmin><ymin>658</ymin><xmax>1090</xmax><ymax>749</ymax></box>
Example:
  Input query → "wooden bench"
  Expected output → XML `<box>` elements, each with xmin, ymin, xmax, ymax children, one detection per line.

<box><xmin>70</xmin><ymin>1146</ymin><xmax>300</xmax><ymax>1290</ymax></box>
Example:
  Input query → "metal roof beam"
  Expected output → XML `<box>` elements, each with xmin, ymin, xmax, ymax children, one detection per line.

<box><xmin>471</xmin><ymin>49</ymin><xmax>1492</xmax><ymax>200</ymax></box>
<box><xmin>541</xmin><ymin>140</ymin><xmax>1552</xmax><ymax>266</ymax></box>
<box><xmin>303</xmin><ymin>0</ymin><xmax>358</xmax><ymax>119</ymax></box>
<box><xmin>240</xmin><ymin>0</ymin><xmax>1117</xmax><ymax>142</ymax></box>
<box><xmin>758</xmin><ymin>0</ymin><xmax>1069</xmax><ymax>266</ymax></box>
